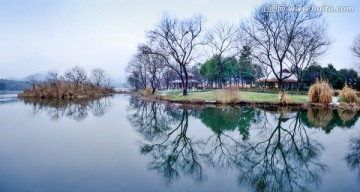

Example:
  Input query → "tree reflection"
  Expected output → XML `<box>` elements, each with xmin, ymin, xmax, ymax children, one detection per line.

<box><xmin>197</xmin><ymin>106</ymin><xmax>258</xmax><ymax>140</ymax></box>
<box><xmin>128</xmin><ymin>99</ymin><xmax>328</xmax><ymax>191</ymax></box>
<box><xmin>345</xmin><ymin>134</ymin><xmax>360</xmax><ymax>183</ymax></box>
<box><xmin>236</xmin><ymin>108</ymin><xmax>327</xmax><ymax>192</ymax></box>
<box><xmin>301</xmin><ymin>108</ymin><xmax>360</xmax><ymax>133</ymax></box>
<box><xmin>127</xmin><ymin>97</ymin><xmax>175</xmax><ymax>142</ymax></box>
<box><xmin>128</xmin><ymin>97</ymin><xmax>204</xmax><ymax>185</ymax></box>
<box><xmin>196</xmin><ymin>106</ymin><xmax>259</xmax><ymax>169</ymax></box>
<box><xmin>22</xmin><ymin>96</ymin><xmax>112</xmax><ymax>121</ymax></box>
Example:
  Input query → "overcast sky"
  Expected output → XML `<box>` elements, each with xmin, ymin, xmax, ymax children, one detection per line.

<box><xmin>0</xmin><ymin>0</ymin><xmax>359</xmax><ymax>80</ymax></box>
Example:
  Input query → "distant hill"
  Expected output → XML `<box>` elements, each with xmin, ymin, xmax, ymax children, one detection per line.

<box><xmin>0</xmin><ymin>79</ymin><xmax>30</xmax><ymax>91</ymax></box>
<box><xmin>24</xmin><ymin>73</ymin><xmax>47</xmax><ymax>81</ymax></box>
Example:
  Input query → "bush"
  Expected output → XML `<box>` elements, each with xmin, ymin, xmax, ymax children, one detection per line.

<box><xmin>212</xmin><ymin>86</ymin><xmax>241</xmax><ymax>104</ymax></box>
<box><xmin>141</xmin><ymin>88</ymin><xmax>153</xmax><ymax>96</ymax></box>
<box><xmin>338</xmin><ymin>85</ymin><xmax>358</xmax><ymax>104</ymax></box>
<box><xmin>18</xmin><ymin>81</ymin><xmax>114</xmax><ymax>99</ymax></box>
<box><xmin>224</xmin><ymin>86</ymin><xmax>241</xmax><ymax>103</ymax></box>
<box><xmin>308</xmin><ymin>79</ymin><xmax>333</xmax><ymax>104</ymax></box>
<box><xmin>278</xmin><ymin>90</ymin><xmax>290</xmax><ymax>104</ymax></box>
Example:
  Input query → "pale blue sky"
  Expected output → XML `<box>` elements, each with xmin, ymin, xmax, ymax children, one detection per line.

<box><xmin>0</xmin><ymin>0</ymin><xmax>359</xmax><ymax>80</ymax></box>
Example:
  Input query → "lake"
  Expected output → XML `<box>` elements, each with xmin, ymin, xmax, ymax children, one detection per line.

<box><xmin>0</xmin><ymin>93</ymin><xmax>360</xmax><ymax>192</ymax></box>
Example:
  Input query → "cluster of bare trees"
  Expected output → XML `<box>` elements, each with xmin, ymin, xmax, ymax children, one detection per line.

<box><xmin>352</xmin><ymin>34</ymin><xmax>360</xmax><ymax>70</ymax></box>
<box><xmin>30</xmin><ymin>66</ymin><xmax>112</xmax><ymax>89</ymax></box>
<box><xmin>127</xmin><ymin>0</ymin><xmax>347</xmax><ymax>95</ymax></box>
<box><xmin>240</xmin><ymin>0</ymin><xmax>331</xmax><ymax>90</ymax></box>
<box><xmin>127</xmin><ymin>13</ymin><xmax>205</xmax><ymax>95</ymax></box>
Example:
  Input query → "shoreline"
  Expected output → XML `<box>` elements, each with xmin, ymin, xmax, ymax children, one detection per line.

<box><xmin>13</xmin><ymin>89</ymin><xmax>360</xmax><ymax>110</ymax></box>
<box><xmin>122</xmin><ymin>91</ymin><xmax>360</xmax><ymax>110</ymax></box>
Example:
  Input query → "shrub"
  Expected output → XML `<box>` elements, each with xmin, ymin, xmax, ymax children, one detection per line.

<box><xmin>278</xmin><ymin>90</ymin><xmax>289</xmax><ymax>105</ymax></box>
<box><xmin>308</xmin><ymin>79</ymin><xmax>333</xmax><ymax>104</ymax></box>
<box><xmin>213</xmin><ymin>86</ymin><xmax>241</xmax><ymax>104</ymax></box>
<box><xmin>18</xmin><ymin>81</ymin><xmax>113</xmax><ymax>99</ymax></box>
<box><xmin>338</xmin><ymin>85</ymin><xmax>358</xmax><ymax>104</ymax></box>
<box><xmin>224</xmin><ymin>86</ymin><xmax>241</xmax><ymax>103</ymax></box>
<box><xmin>141</xmin><ymin>87</ymin><xmax>153</xmax><ymax>96</ymax></box>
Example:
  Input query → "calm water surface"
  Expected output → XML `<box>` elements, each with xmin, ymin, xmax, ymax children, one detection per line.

<box><xmin>0</xmin><ymin>93</ymin><xmax>360</xmax><ymax>192</ymax></box>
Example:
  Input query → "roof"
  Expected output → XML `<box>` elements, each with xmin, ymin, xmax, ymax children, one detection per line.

<box><xmin>171</xmin><ymin>79</ymin><xmax>199</xmax><ymax>84</ymax></box>
<box><xmin>256</xmin><ymin>69</ymin><xmax>298</xmax><ymax>83</ymax></box>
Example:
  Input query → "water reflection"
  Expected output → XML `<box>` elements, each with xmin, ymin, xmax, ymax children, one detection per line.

<box><xmin>22</xmin><ymin>96</ymin><xmax>112</xmax><ymax>121</ymax></box>
<box><xmin>236</xmin><ymin>108</ymin><xmax>327</xmax><ymax>192</ymax></box>
<box><xmin>128</xmin><ymin>97</ymin><xmax>205</xmax><ymax>185</ymax></box>
<box><xmin>196</xmin><ymin>106</ymin><xmax>259</xmax><ymax>140</ymax></box>
<box><xmin>346</xmin><ymin>134</ymin><xmax>360</xmax><ymax>183</ymax></box>
<box><xmin>302</xmin><ymin>108</ymin><xmax>360</xmax><ymax>133</ymax></box>
<box><xmin>128</xmin><ymin>98</ymin><xmax>343</xmax><ymax>191</ymax></box>
<box><xmin>0</xmin><ymin>92</ymin><xmax>19</xmax><ymax>104</ymax></box>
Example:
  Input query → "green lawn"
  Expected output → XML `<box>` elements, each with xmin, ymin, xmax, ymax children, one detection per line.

<box><xmin>164</xmin><ymin>90</ymin><xmax>309</xmax><ymax>103</ymax></box>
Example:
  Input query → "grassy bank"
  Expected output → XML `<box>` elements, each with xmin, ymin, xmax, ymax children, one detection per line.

<box><xmin>160</xmin><ymin>90</ymin><xmax>309</xmax><ymax>103</ymax></box>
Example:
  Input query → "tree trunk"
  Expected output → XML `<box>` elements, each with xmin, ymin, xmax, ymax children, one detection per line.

<box><xmin>182</xmin><ymin>67</ymin><xmax>188</xmax><ymax>96</ymax></box>
<box><xmin>218</xmin><ymin>60</ymin><xmax>223</xmax><ymax>89</ymax></box>
<box><xmin>278</xmin><ymin>79</ymin><xmax>283</xmax><ymax>90</ymax></box>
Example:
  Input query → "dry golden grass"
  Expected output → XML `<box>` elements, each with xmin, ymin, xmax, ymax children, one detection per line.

<box><xmin>308</xmin><ymin>79</ymin><xmax>333</xmax><ymax>104</ymax></box>
<box><xmin>212</xmin><ymin>86</ymin><xmax>241</xmax><ymax>104</ymax></box>
<box><xmin>338</xmin><ymin>109</ymin><xmax>357</xmax><ymax>123</ymax></box>
<box><xmin>278</xmin><ymin>90</ymin><xmax>290</xmax><ymax>105</ymax></box>
<box><xmin>141</xmin><ymin>88</ymin><xmax>153</xmax><ymax>96</ymax></box>
<box><xmin>19</xmin><ymin>82</ymin><xmax>114</xmax><ymax>99</ymax></box>
<box><xmin>338</xmin><ymin>85</ymin><xmax>358</xmax><ymax>104</ymax></box>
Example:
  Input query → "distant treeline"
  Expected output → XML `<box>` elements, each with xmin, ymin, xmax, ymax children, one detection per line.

<box><xmin>0</xmin><ymin>79</ymin><xmax>30</xmax><ymax>91</ymax></box>
<box><xmin>302</xmin><ymin>63</ymin><xmax>360</xmax><ymax>90</ymax></box>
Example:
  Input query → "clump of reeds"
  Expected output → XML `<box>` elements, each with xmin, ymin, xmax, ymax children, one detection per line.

<box><xmin>338</xmin><ymin>109</ymin><xmax>357</xmax><ymax>123</ymax></box>
<box><xmin>18</xmin><ymin>82</ymin><xmax>114</xmax><ymax>99</ymax></box>
<box><xmin>307</xmin><ymin>108</ymin><xmax>333</xmax><ymax>128</ymax></box>
<box><xmin>338</xmin><ymin>85</ymin><xmax>358</xmax><ymax>104</ymax></box>
<box><xmin>141</xmin><ymin>87</ymin><xmax>153</xmax><ymax>96</ymax></box>
<box><xmin>308</xmin><ymin>79</ymin><xmax>333</xmax><ymax>104</ymax></box>
<box><xmin>278</xmin><ymin>90</ymin><xmax>290</xmax><ymax>105</ymax></box>
<box><xmin>213</xmin><ymin>86</ymin><xmax>240</xmax><ymax>104</ymax></box>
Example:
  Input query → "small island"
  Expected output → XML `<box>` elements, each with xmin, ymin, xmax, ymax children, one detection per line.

<box><xmin>18</xmin><ymin>66</ymin><xmax>116</xmax><ymax>99</ymax></box>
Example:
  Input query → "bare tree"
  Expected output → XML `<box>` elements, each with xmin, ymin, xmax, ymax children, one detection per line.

<box><xmin>140</xmin><ymin>13</ymin><xmax>205</xmax><ymax>96</ymax></box>
<box><xmin>28</xmin><ymin>76</ymin><xmax>41</xmax><ymax>89</ymax></box>
<box><xmin>240</xmin><ymin>0</ymin><xmax>325</xmax><ymax>90</ymax></box>
<box><xmin>205</xmin><ymin>21</ymin><xmax>239</xmax><ymax>88</ymax></box>
<box><xmin>64</xmin><ymin>66</ymin><xmax>87</xmax><ymax>86</ymax></box>
<box><xmin>126</xmin><ymin>54</ymin><xmax>148</xmax><ymax>90</ymax></box>
<box><xmin>352</xmin><ymin>34</ymin><xmax>360</xmax><ymax>70</ymax></box>
<box><xmin>46</xmin><ymin>70</ymin><xmax>61</xmax><ymax>84</ymax></box>
<box><xmin>162</xmin><ymin>68</ymin><xmax>176</xmax><ymax>89</ymax></box>
<box><xmin>127</xmin><ymin>51</ymin><xmax>166</xmax><ymax>94</ymax></box>
<box><xmin>142</xmin><ymin>52</ymin><xmax>166</xmax><ymax>94</ymax></box>
<box><xmin>90</xmin><ymin>68</ymin><xmax>107</xmax><ymax>87</ymax></box>
<box><xmin>287</xmin><ymin>20</ymin><xmax>331</xmax><ymax>90</ymax></box>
